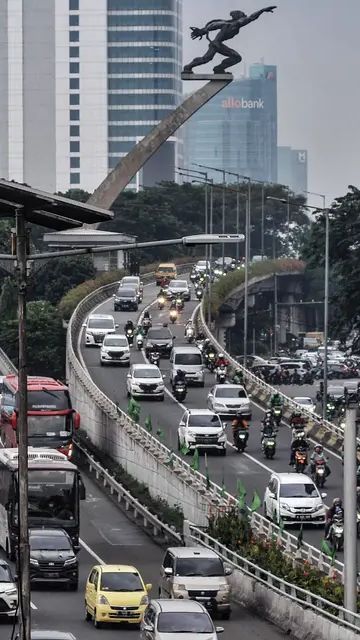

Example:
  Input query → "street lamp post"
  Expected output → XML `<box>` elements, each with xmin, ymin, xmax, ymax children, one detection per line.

<box><xmin>193</xmin><ymin>163</ymin><xmax>228</xmax><ymax>269</ymax></box>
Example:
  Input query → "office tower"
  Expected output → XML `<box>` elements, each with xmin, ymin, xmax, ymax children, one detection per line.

<box><xmin>278</xmin><ymin>146</ymin><xmax>308</xmax><ymax>194</ymax></box>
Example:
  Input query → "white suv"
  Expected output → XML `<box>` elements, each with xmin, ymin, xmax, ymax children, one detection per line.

<box><xmin>178</xmin><ymin>409</ymin><xmax>227</xmax><ymax>455</ymax></box>
<box><xmin>100</xmin><ymin>334</ymin><xmax>130</xmax><ymax>366</ymax></box>
<box><xmin>0</xmin><ymin>559</ymin><xmax>18</xmax><ymax>620</ymax></box>
<box><xmin>127</xmin><ymin>364</ymin><xmax>165</xmax><ymax>400</ymax></box>
<box><xmin>263</xmin><ymin>473</ymin><xmax>326</xmax><ymax>526</ymax></box>
<box><xmin>83</xmin><ymin>314</ymin><xmax>118</xmax><ymax>347</ymax></box>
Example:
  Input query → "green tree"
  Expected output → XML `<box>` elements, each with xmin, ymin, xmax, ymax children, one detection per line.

<box><xmin>0</xmin><ymin>301</ymin><xmax>66</xmax><ymax>378</ymax></box>
<box><xmin>29</xmin><ymin>256</ymin><xmax>96</xmax><ymax>305</ymax></box>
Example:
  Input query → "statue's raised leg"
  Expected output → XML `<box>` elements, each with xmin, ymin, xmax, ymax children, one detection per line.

<box><xmin>183</xmin><ymin>43</ymin><xmax>217</xmax><ymax>73</ymax></box>
<box><xmin>213</xmin><ymin>43</ymin><xmax>242</xmax><ymax>73</ymax></box>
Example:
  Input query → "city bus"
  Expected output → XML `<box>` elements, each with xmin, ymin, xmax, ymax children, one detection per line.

<box><xmin>0</xmin><ymin>448</ymin><xmax>86</xmax><ymax>559</ymax></box>
<box><xmin>0</xmin><ymin>375</ymin><xmax>80</xmax><ymax>459</ymax></box>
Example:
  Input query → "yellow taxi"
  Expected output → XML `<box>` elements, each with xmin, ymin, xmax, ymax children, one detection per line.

<box><xmin>84</xmin><ymin>564</ymin><xmax>152</xmax><ymax>628</ymax></box>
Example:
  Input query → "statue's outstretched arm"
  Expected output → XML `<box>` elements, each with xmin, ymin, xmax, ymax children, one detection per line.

<box><xmin>241</xmin><ymin>5</ymin><xmax>277</xmax><ymax>27</ymax></box>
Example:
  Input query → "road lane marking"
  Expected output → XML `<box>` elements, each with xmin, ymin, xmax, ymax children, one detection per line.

<box><xmin>79</xmin><ymin>538</ymin><xmax>104</xmax><ymax>565</ymax></box>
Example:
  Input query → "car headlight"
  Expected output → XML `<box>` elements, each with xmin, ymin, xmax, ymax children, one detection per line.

<box><xmin>4</xmin><ymin>588</ymin><xmax>17</xmax><ymax>596</ymax></box>
<box><xmin>140</xmin><ymin>595</ymin><xmax>149</xmax><ymax>606</ymax></box>
<box><xmin>218</xmin><ymin>431</ymin><xmax>227</xmax><ymax>441</ymax></box>
<box><xmin>98</xmin><ymin>595</ymin><xmax>109</xmax><ymax>605</ymax></box>
<box><xmin>186</xmin><ymin>430</ymin><xmax>196</xmax><ymax>438</ymax></box>
<box><xmin>64</xmin><ymin>557</ymin><xmax>77</xmax><ymax>565</ymax></box>
<box><xmin>314</xmin><ymin>504</ymin><xmax>325</xmax><ymax>512</ymax></box>
<box><xmin>219</xmin><ymin>584</ymin><xmax>230</xmax><ymax>592</ymax></box>
<box><xmin>30</xmin><ymin>558</ymin><xmax>39</xmax><ymax>566</ymax></box>
<box><xmin>214</xmin><ymin>402</ymin><xmax>225</xmax><ymax>409</ymax></box>
<box><xmin>281</xmin><ymin>503</ymin><xmax>291</xmax><ymax>512</ymax></box>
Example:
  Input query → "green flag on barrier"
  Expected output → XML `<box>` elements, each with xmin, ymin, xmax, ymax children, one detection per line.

<box><xmin>191</xmin><ymin>448</ymin><xmax>200</xmax><ymax>472</ymax></box>
<box><xmin>250</xmin><ymin>490</ymin><xmax>261</xmax><ymax>513</ymax></box>
<box><xmin>205</xmin><ymin>453</ymin><xmax>211</xmax><ymax>490</ymax></box>
<box><xmin>145</xmin><ymin>415</ymin><xmax>152</xmax><ymax>433</ymax></box>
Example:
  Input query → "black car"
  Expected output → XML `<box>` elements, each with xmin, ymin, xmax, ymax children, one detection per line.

<box><xmin>29</xmin><ymin>528</ymin><xmax>78</xmax><ymax>590</ymax></box>
<box><xmin>144</xmin><ymin>325</ymin><xmax>174</xmax><ymax>358</ymax></box>
<box><xmin>113</xmin><ymin>286</ymin><xmax>138</xmax><ymax>311</ymax></box>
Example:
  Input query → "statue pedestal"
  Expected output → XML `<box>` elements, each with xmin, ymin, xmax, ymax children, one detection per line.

<box><xmin>181</xmin><ymin>72</ymin><xmax>233</xmax><ymax>81</ymax></box>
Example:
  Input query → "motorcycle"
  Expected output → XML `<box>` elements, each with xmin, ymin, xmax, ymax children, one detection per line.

<box><xmin>195</xmin><ymin>287</ymin><xmax>203</xmax><ymax>301</ymax></box>
<box><xmin>175</xmin><ymin>296</ymin><xmax>184</xmax><ymax>311</ymax></box>
<box><xmin>136</xmin><ymin>333</ymin><xmax>144</xmax><ymax>350</ymax></box>
<box><xmin>312</xmin><ymin>459</ymin><xmax>326</xmax><ymax>488</ymax></box>
<box><xmin>142</xmin><ymin>317</ymin><xmax>152</xmax><ymax>335</ymax></box>
<box><xmin>272</xmin><ymin>406</ymin><xmax>282</xmax><ymax>427</ymax></box>
<box><xmin>357</xmin><ymin>511</ymin><xmax>360</xmax><ymax>539</ymax></box>
<box><xmin>169</xmin><ymin>309</ymin><xmax>178</xmax><ymax>324</ymax></box>
<box><xmin>216</xmin><ymin>365</ymin><xmax>227</xmax><ymax>384</ymax></box>
<box><xmin>294</xmin><ymin>449</ymin><xmax>308</xmax><ymax>473</ymax></box>
<box><xmin>234</xmin><ymin>429</ymin><xmax>248</xmax><ymax>453</ymax></box>
<box><xmin>205</xmin><ymin>351</ymin><xmax>217</xmax><ymax>372</ymax></box>
<box><xmin>173</xmin><ymin>381</ymin><xmax>187</xmax><ymax>402</ymax></box>
<box><xmin>262</xmin><ymin>435</ymin><xmax>276</xmax><ymax>459</ymax></box>
<box><xmin>148</xmin><ymin>351</ymin><xmax>160</xmax><ymax>367</ymax></box>
<box><xmin>185</xmin><ymin>326</ymin><xmax>195</xmax><ymax>343</ymax></box>
<box><xmin>326</xmin><ymin>402</ymin><xmax>335</xmax><ymax>420</ymax></box>
<box><xmin>126</xmin><ymin>328</ymin><xmax>134</xmax><ymax>347</ymax></box>
<box><xmin>157</xmin><ymin>295</ymin><xmax>166</xmax><ymax>310</ymax></box>
<box><xmin>291</xmin><ymin>428</ymin><xmax>306</xmax><ymax>441</ymax></box>
<box><xmin>329</xmin><ymin>514</ymin><xmax>344</xmax><ymax>552</ymax></box>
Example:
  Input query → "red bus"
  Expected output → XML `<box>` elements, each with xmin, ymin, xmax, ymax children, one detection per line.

<box><xmin>0</xmin><ymin>375</ymin><xmax>80</xmax><ymax>459</ymax></box>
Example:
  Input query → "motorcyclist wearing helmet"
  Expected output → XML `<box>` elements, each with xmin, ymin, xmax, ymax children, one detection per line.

<box><xmin>325</xmin><ymin>498</ymin><xmax>344</xmax><ymax>539</ymax></box>
<box><xmin>289</xmin><ymin>432</ymin><xmax>309</xmax><ymax>466</ymax></box>
<box><xmin>290</xmin><ymin>409</ymin><xmax>306</xmax><ymax>430</ymax></box>
<box><xmin>172</xmin><ymin>369</ymin><xmax>187</xmax><ymax>391</ymax></box>
<box><xmin>231</xmin><ymin>411</ymin><xmax>249</xmax><ymax>445</ymax></box>
<box><xmin>169</xmin><ymin>298</ymin><xmax>177</xmax><ymax>310</ymax></box>
<box><xmin>232</xmin><ymin>368</ymin><xmax>245</xmax><ymax>385</ymax></box>
<box><xmin>215</xmin><ymin>353</ymin><xmax>229</xmax><ymax>368</ymax></box>
<box><xmin>261</xmin><ymin>416</ymin><xmax>276</xmax><ymax>440</ymax></box>
<box><xmin>357</xmin><ymin>487</ymin><xmax>360</xmax><ymax>510</ymax></box>
<box><xmin>310</xmin><ymin>444</ymin><xmax>330</xmax><ymax>476</ymax></box>
<box><xmin>143</xmin><ymin>310</ymin><xmax>151</xmax><ymax>320</ymax></box>
<box><xmin>270</xmin><ymin>392</ymin><xmax>282</xmax><ymax>408</ymax></box>
<box><xmin>125</xmin><ymin>319</ymin><xmax>134</xmax><ymax>334</ymax></box>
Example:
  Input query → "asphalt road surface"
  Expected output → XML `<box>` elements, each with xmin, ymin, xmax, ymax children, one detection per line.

<box><xmin>79</xmin><ymin>281</ymin><xmax>359</xmax><ymax>564</ymax></box>
<box><xmin>0</xmin><ymin>471</ymin><xmax>289</xmax><ymax>640</ymax></box>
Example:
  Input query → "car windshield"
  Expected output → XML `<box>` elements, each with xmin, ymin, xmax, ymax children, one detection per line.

<box><xmin>0</xmin><ymin>564</ymin><xmax>13</xmax><ymax>582</ymax></box>
<box><xmin>133</xmin><ymin>368</ymin><xmax>161</xmax><ymax>379</ymax></box>
<box><xmin>147</xmin><ymin>328</ymin><xmax>172</xmax><ymax>340</ymax></box>
<box><xmin>88</xmin><ymin>318</ymin><xmax>114</xmax><ymax>329</ymax></box>
<box><xmin>175</xmin><ymin>354</ymin><xmax>202</xmax><ymax>366</ymax></box>
<box><xmin>116</xmin><ymin>289</ymin><xmax>136</xmax><ymax>298</ymax></box>
<box><xmin>170</xmin><ymin>281</ymin><xmax>187</xmax><ymax>288</ymax></box>
<box><xmin>103</xmin><ymin>337</ymin><xmax>128</xmax><ymax>347</ymax></box>
<box><xmin>26</xmin><ymin>389</ymin><xmax>70</xmax><ymax>411</ymax></box>
<box><xmin>158</xmin><ymin>266</ymin><xmax>174</xmax><ymax>273</ymax></box>
<box><xmin>100</xmin><ymin>572</ymin><xmax>143</xmax><ymax>592</ymax></box>
<box><xmin>157</xmin><ymin>612</ymin><xmax>213</xmax><ymax>633</ymax></box>
<box><xmin>175</xmin><ymin>557</ymin><xmax>224</xmax><ymax>577</ymax></box>
<box><xmin>25</xmin><ymin>469</ymin><xmax>77</xmax><ymax>522</ymax></box>
<box><xmin>188</xmin><ymin>415</ymin><xmax>221</xmax><ymax>428</ymax></box>
<box><xmin>280</xmin><ymin>483</ymin><xmax>318</xmax><ymax>498</ymax></box>
<box><xmin>28</xmin><ymin>415</ymin><xmax>71</xmax><ymax>438</ymax></box>
<box><xmin>295</xmin><ymin>398</ymin><xmax>313</xmax><ymax>406</ymax></box>
<box><xmin>30</xmin><ymin>535</ymin><xmax>72</xmax><ymax>551</ymax></box>
<box><xmin>215</xmin><ymin>387</ymin><xmax>247</xmax><ymax>398</ymax></box>
<box><xmin>122</xmin><ymin>278</ymin><xmax>138</xmax><ymax>285</ymax></box>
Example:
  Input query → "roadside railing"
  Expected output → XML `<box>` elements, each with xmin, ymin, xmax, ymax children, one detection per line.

<box><xmin>76</xmin><ymin>440</ymin><xmax>182</xmax><ymax>544</ymax></box>
<box><xmin>0</xmin><ymin>347</ymin><xmax>18</xmax><ymax>375</ymax></box>
<box><xmin>185</xmin><ymin>522</ymin><xmax>359</xmax><ymax>632</ymax></box>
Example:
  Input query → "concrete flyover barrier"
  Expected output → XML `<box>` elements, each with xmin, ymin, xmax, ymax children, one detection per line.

<box><xmin>184</xmin><ymin>521</ymin><xmax>360</xmax><ymax>640</ymax></box>
<box><xmin>195</xmin><ymin>301</ymin><xmax>356</xmax><ymax>453</ymax></box>
<box><xmin>0</xmin><ymin>347</ymin><xmax>18</xmax><ymax>375</ymax></box>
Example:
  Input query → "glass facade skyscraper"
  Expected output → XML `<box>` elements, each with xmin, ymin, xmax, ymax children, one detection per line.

<box><xmin>278</xmin><ymin>146</ymin><xmax>308</xmax><ymax>194</ymax></box>
<box><xmin>107</xmin><ymin>0</ymin><xmax>183</xmax><ymax>188</ymax></box>
<box><xmin>184</xmin><ymin>63</ymin><xmax>277</xmax><ymax>184</ymax></box>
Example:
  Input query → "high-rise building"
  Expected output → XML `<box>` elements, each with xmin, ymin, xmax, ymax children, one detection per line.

<box><xmin>278</xmin><ymin>146</ymin><xmax>308</xmax><ymax>194</ymax></box>
<box><xmin>184</xmin><ymin>63</ymin><xmax>277</xmax><ymax>183</ymax></box>
<box><xmin>0</xmin><ymin>0</ymin><xmax>182</xmax><ymax>194</ymax></box>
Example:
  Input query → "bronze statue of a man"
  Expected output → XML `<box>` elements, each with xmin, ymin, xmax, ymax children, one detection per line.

<box><xmin>183</xmin><ymin>6</ymin><xmax>277</xmax><ymax>74</ymax></box>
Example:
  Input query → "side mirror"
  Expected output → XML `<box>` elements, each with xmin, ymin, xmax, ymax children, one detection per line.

<box><xmin>164</xmin><ymin>567</ymin><xmax>173</xmax><ymax>576</ymax></box>
<box><xmin>143</xmin><ymin>624</ymin><xmax>154</xmax><ymax>632</ymax></box>
<box><xmin>11</xmin><ymin>412</ymin><xmax>17</xmax><ymax>430</ymax></box>
<box><xmin>268</xmin><ymin>492</ymin><xmax>275</xmax><ymax>499</ymax></box>
<box><xmin>216</xmin><ymin>627</ymin><xmax>225</xmax><ymax>634</ymax></box>
<box><xmin>172</xmin><ymin>336</ymin><xmax>176</xmax><ymax>340</ymax></box>
<box><xmin>248</xmin><ymin>393</ymin><xmax>252</xmax><ymax>398</ymax></box>
<box><xmin>321</xmin><ymin>492</ymin><xmax>327</xmax><ymax>499</ymax></box>
<box><xmin>224</xmin><ymin>565</ymin><xmax>233</xmax><ymax>576</ymax></box>
<box><xmin>145</xmin><ymin>583</ymin><xmax>152</xmax><ymax>592</ymax></box>
<box><xmin>14</xmin><ymin>574</ymin><xmax>18</xmax><ymax>582</ymax></box>
<box><xmin>73</xmin><ymin>412</ymin><xmax>80</xmax><ymax>430</ymax></box>
<box><xmin>115</xmin><ymin>324</ymin><xmax>119</xmax><ymax>329</ymax></box>
<box><xmin>162</xmin><ymin>374</ymin><xmax>166</xmax><ymax>379</ymax></box>
<box><xmin>79</xmin><ymin>477</ymin><xmax>86</xmax><ymax>501</ymax></box>
<box><xmin>127</xmin><ymin>373</ymin><xmax>131</xmax><ymax>379</ymax></box>
<box><xmin>82</xmin><ymin>323</ymin><xmax>87</xmax><ymax>328</ymax></box>
<box><xmin>112</xmin><ymin>294</ymin><xmax>116</xmax><ymax>298</ymax></box>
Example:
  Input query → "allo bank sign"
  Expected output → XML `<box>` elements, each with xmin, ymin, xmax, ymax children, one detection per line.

<box><xmin>222</xmin><ymin>97</ymin><xmax>264</xmax><ymax>109</ymax></box>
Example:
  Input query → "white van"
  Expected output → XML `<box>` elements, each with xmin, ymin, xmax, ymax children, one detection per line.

<box><xmin>170</xmin><ymin>346</ymin><xmax>204</xmax><ymax>387</ymax></box>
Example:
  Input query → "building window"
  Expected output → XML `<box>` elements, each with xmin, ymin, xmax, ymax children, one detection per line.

<box><xmin>70</xmin><ymin>125</ymin><xmax>80</xmax><ymax>137</ymax></box>
<box><xmin>69</xmin><ymin>0</ymin><xmax>79</xmax><ymax>10</ymax></box>
<box><xmin>108</xmin><ymin>46</ymin><xmax>175</xmax><ymax>59</ymax></box>
<box><xmin>108</xmin><ymin>0</ymin><xmax>175</xmax><ymax>9</ymax></box>
<box><xmin>108</xmin><ymin>62</ymin><xmax>177</xmax><ymax>75</ymax></box>
<box><xmin>108</xmin><ymin>108</ymin><xmax>171</xmax><ymax>122</ymax></box>
<box><xmin>107</xmin><ymin>30</ymin><xmax>176</xmax><ymax>43</ymax></box>
<box><xmin>108</xmin><ymin>14</ymin><xmax>175</xmax><ymax>27</ymax></box>
<box><xmin>70</xmin><ymin>173</ymin><xmax>80</xmax><ymax>184</ymax></box>
<box><xmin>69</xmin><ymin>62</ymin><xmax>79</xmax><ymax>74</ymax></box>
<box><xmin>69</xmin><ymin>14</ymin><xmax>79</xmax><ymax>26</ymax></box>
<box><xmin>70</xmin><ymin>110</ymin><xmax>80</xmax><ymax>121</ymax></box>
<box><xmin>70</xmin><ymin>31</ymin><xmax>79</xmax><ymax>42</ymax></box>
<box><xmin>69</xmin><ymin>46</ymin><xmax>79</xmax><ymax>58</ymax></box>
<box><xmin>108</xmin><ymin>93</ymin><xmax>176</xmax><ymax>106</ymax></box>
<box><xmin>70</xmin><ymin>78</ymin><xmax>79</xmax><ymax>90</ymax></box>
<box><xmin>70</xmin><ymin>94</ymin><xmax>80</xmax><ymax>105</ymax></box>
<box><xmin>70</xmin><ymin>141</ymin><xmax>80</xmax><ymax>153</ymax></box>
<box><xmin>70</xmin><ymin>157</ymin><xmax>80</xmax><ymax>169</ymax></box>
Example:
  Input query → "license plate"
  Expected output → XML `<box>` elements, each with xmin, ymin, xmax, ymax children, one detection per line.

<box><xmin>297</xmin><ymin>515</ymin><xmax>311</xmax><ymax>520</ymax></box>
<box><xmin>45</xmin><ymin>572</ymin><xmax>59</xmax><ymax>577</ymax></box>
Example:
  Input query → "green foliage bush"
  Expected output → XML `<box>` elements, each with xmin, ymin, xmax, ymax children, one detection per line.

<box><xmin>58</xmin><ymin>269</ymin><xmax>125</xmax><ymax>320</ymax></box>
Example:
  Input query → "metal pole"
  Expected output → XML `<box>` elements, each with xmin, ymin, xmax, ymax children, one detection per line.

<box><xmin>16</xmin><ymin>209</ymin><xmax>31</xmax><ymax>640</ymax></box>
<box><xmin>287</xmin><ymin>190</ymin><xmax>290</xmax><ymax>253</ymax></box>
<box><xmin>274</xmin><ymin>273</ymin><xmax>278</xmax><ymax>354</ymax></box>
<box><xmin>244</xmin><ymin>196</ymin><xmax>249</xmax><ymax>367</ymax></box>
<box><xmin>207</xmin><ymin>185</ymin><xmax>214</xmax><ymax>326</ymax></box>
<box><xmin>252</xmin><ymin>327</ymin><xmax>256</xmax><ymax>355</ymax></box>
<box><xmin>236</xmin><ymin>185</ymin><xmax>240</xmax><ymax>261</ymax></box>
<box><xmin>343</xmin><ymin>407</ymin><xmax>357</xmax><ymax>612</ymax></box>
<box><xmin>222</xmin><ymin>173</ymin><xmax>226</xmax><ymax>270</ymax></box>
<box><xmin>261</xmin><ymin>184</ymin><xmax>265</xmax><ymax>259</ymax></box>
<box><xmin>204</xmin><ymin>181</ymin><xmax>209</xmax><ymax>295</ymax></box>
<box><xmin>323</xmin><ymin>207</ymin><xmax>329</xmax><ymax>420</ymax></box>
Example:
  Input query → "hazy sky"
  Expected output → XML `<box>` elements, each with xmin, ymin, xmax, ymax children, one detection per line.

<box><xmin>182</xmin><ymin>0</ymin><xmax>359</xmax><ymax>205</ymax></box>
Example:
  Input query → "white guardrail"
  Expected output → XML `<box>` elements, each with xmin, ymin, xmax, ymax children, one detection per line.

<box><xmin>76</xmin><ymin>440</ymin><xmax>182</xmax><ymax>544</ymax></box>
<box><xmin>196</xmin><ymin>303</ymin><xmax>350</xmax><ymax>447</ymax></box>
<box><xmin>66</xmin><ymin>268</ymin><xmax>347</xmax><ymax>581</ymax></box>
<box><xmin>185</xmin><ymin>522</ymin><xmax>360</xmax><ymax>634</ymax></box>
<box><xmin>0</xmin><ymin>347</ymin><xmax>18</xmax><ymax>375</ymax></box>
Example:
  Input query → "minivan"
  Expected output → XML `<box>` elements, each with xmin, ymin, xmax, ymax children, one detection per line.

<box><xmin>119</xmin><ymin>276</ymin><xmax>143</xmax><ymax>302</ymax></box>
<box><xmin>170</xmin><ymin>346</ymin><xmax>204</xmax><ymax>387</ymax></box>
